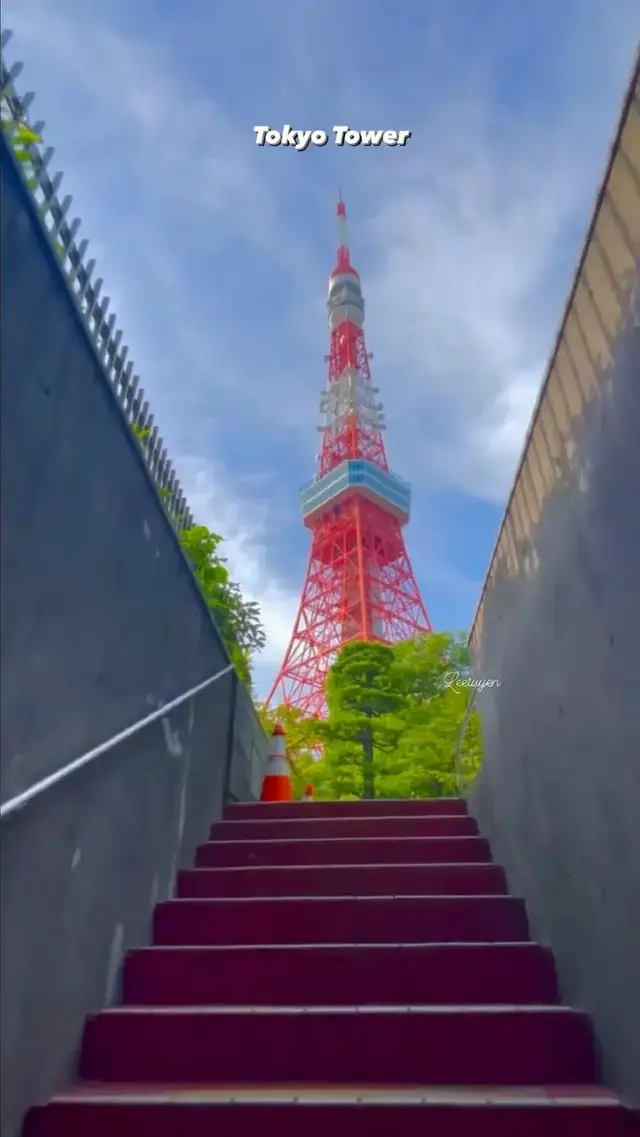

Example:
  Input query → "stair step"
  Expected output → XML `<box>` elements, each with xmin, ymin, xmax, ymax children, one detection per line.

<box><xmin>196</xmin><ymin>835</ymin><xmax>491</xmax><ymax>868</ymax></box>
<box><xmin>225</xmin><ymin>798</ymin><xmax>469</xmax><ymax>820</ymax></box>
<box><xmin>153</xmin><ymin>895</ymin><xmax>530</xmax><ymax>946</ymax></box>
<box><xmin>23</xmin><ymin>796</ymin><xmax>636</xmax><ymax>1135</ymax></box>
<box><xmin>122</xmin><ymin>942</ymin><xmax>558</xmax><ymax>1006</ymax></box>
<box><xmin>24</xmin><ymin>1087</ymin><xmax>640</xmax><ymax>1137</ymax></box>
<box><xmin>78</xmin><ymin>1006</ymin><xmax>597</xmax><ymax>1085</ymax></box>
<box><xmin>178</xmin><ymin>862</ymin><xmax>507</xmax><ymax>898</ymax></box>
<box><xmin>210</xmin><ymin>815</ymin><xmax>478</xmax><ymax>841</ymax></box>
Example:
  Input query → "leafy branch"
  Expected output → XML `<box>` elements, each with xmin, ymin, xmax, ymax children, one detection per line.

<box><xmin>131</xmin><ymin>423</ymin><xmax>265</xmax><ymax>684</ymax></box>
<box><xmin>179</xmin><ymin>525</ymin><xmax>265</xmax><ymax>685</ymax></box>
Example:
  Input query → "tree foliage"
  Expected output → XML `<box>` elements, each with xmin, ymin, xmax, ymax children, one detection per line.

<box><xmin>266</xmin><ymin>633</ymin><xmax>484</xmax><ymax>801</ymax></box>
<box><xmin>1</xmin><ymin>115</ymin><xmax>41</xmax><ymax>181</ymax></box>
<box><xmin>179</xmin><ymin>525</ymin><xmax>265</xmax><ymax>686</ymax></box>
<box><xmin>130</xmin><ymin>429</ymin><xmax>266</xmax><ymax>687</ymax></box>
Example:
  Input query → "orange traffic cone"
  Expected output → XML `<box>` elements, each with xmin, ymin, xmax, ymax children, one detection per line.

<box><xmin>302</xmin><ymin>784</ymin><xmax>314</xmax><ymax>801</ymax></box>
<box><xmin>260</xmin><ymin>723</ymin><xmax>293</xmax><ymax>803</ymax></box>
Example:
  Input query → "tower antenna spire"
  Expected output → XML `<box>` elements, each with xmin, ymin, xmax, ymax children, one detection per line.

<box><xmin>266</xmin><ymin>202</ymin><xmax>432</xmax><ymax>717</ymax></box>
<box><xmin>335</xmin><ymin>190</ymin><xmax>352</xmax><ymax>274</ymax></box>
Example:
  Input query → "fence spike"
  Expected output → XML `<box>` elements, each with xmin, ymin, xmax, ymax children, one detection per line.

<box><xmin>95</xmin><ymin>296</ymin><xmax>109</xmax><ymax>340</ymax></box>
<box><xmin>123</xmin><ymin>371</ymin><xmax>138</xmax><ymax>412</ymax></box>
<box><xmin>67</xmin><ymin>238</ymin><xmax>86</xmax><ymax>289</ymax></box>
<box><xmin>105</xmin><ymin>313</ymin><xmax>117</xmax><ymax>353</ymax></box>
<box><xmin>158</xmin><ymin>448</ymin><xmax>168</xmax><ymax>483</ymax></box>
<box><xmin>107</xmin><ymin>329</ymin><xmax>122</xmax><ymax>370</ymax></box>
<box><xmin>145</xmin><ymin>417</ymin><xmax>156</xmax><ymax>455</ymax></box>
<box><xmin>51</xmin><ymin>193</ymin><xmax>72</xmax><ymax>239</ymax></box>
<box><xmin>45</xmin><ymin>172</ymin><xmax>63</xmax><ymax>203</ymax></box>
<box><xmin>7</xmin><ymin>61</ymin><xmax>24</xmax><ymax>85</ymax></box>
<box><xmin>128</xmin><ymin>377</ymin><xmax>140</xmax><ymax>417</ymax></box>
<box><xmin>121</xmin><ymin>359</ymin><xmax>134</xmax><ymax>396</ymax></box>
<box><xmin>116</xmin><ymin>345</ymin><xmax>129</xmax><ymax>376</ymax></box>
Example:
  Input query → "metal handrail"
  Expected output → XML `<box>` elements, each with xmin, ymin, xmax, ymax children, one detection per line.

<box><xmin>0</xmin><ymin>662</ymin><xmax>234</xmax><ymax>821</ymax></box>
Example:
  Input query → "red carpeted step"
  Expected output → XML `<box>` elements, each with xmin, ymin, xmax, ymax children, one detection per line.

<box><xmin>225</xmin><ymin>797</ymin><xmax>469</xmax><ymax>820</ymax></box>
<box><xmin>122</xmin><ymin>942</ymin><xmax>559</xmax><ymax>1006</ymax></box>
<box><xmin>196</xmin><ymin>834</ymin><xmax>491</xmax><ymax>867</ymax></box>
<box><xmin>23</xmin><ymin>1087</ymin><xmax>640</xmax><ymax>1137</ymax></box>
<box><xmin>210</xmin><ymin>814</ymin><xmax>478</xmax><ymax>841</ymax></box>
<box><xmin>78</xmin><ymin>1006</ymin><xmax>597</xmax><ymax>1085</ymax></box>
<box><xmin>177</xmin><ymin>862</ymin><xmax>508</xmax><ymax>898</ymax></box>
<box><xmin>153</xmin><ymin>894</ymin><xmax>530</xmax><ymax>946</ymax></box>
<box><xmin>22</xmin><ymin>792</ymin><xmax>639</xmax><ymax>1137</ymax></box>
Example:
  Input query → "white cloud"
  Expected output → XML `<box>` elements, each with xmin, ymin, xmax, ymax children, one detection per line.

<box><xmin>178</xmin><ymin>456</ymin><xmax>299</xmax><ymax>689</ymax></box>
<box><xmin>3</xmin><ymin>0</ymin><xmax>637</xmax><ymax>678</ymax></box>
<box><xmin>3</xmin><ymin>2</ymin><xmax>313</xmax><ymax>688</ymax></box>
<box><xmin>357</xmin><ymin>6</ymin><xmax>639</xmax><ymax>502</ymax></box>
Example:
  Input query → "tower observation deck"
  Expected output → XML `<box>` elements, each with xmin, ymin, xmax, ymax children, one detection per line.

<box><xmin>266</xmin><ymin>198</ymin><xmax>432</xmax><ymax>716</ymax></box>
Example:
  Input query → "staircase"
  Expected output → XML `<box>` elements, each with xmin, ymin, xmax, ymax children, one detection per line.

<box><xmin>24</xmin><ymin>797</ymin><xmax>639</xmax><ymax>1135</ymax></box>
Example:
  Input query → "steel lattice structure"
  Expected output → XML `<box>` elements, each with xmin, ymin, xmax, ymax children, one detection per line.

<box><xmin>266</xmin><ymin>199</ymin><xmax>431</xmax><ymax>716</ymax></box>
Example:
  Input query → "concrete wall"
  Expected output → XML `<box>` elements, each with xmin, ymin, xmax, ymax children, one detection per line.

<box><xmin>468</xmin><ymin>60</ymin><xmax>640</xmax><ymax>1107</ymax></box>
<box><xmin>0</xmin><ymin>135</ymin><xmax>267</xmax><ymax>1136</ymax></box>
<box><xmin>227</xmin><ymin>684</ymin><xmax>271</xmax><ymax>804</ymax></box>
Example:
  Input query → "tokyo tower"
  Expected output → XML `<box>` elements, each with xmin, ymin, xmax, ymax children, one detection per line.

<box><xmin>266</xmin><ymin>198</ymin><xmax>432</xmax><ymax>717</ymax></box>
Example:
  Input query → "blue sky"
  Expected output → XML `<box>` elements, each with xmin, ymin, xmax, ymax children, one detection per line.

<box><xmin>5</xmin><ymin>0</ymin><xmax>638</xmax><ymax>696</ymax></box>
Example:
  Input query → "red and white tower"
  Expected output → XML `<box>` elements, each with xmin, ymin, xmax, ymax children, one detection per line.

<box><xmin>266</xmin><ymin>198</ymin><xmax>432</xmax><ymax>717</ymax></box>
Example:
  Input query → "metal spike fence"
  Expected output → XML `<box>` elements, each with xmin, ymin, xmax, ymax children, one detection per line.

<box><xmin>0</xmin><ymin>29</ymin><xmax>194</xmax><ymax>531</ymax></box>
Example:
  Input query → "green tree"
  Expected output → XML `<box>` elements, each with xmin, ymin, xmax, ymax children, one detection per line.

<box><xmin>322</xmin><ymin>642</ymin><xmax>404</xmax><ymax>798</ymax></box>
<box><xmin>388</xmin><ymin>632</ymin><xmax>482</xmax><ymax>796</ymax></box>
<box><xmin>315</xmin><ymin>633</ymin><xmax>483</xmax><ymax>800</ymax></box>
